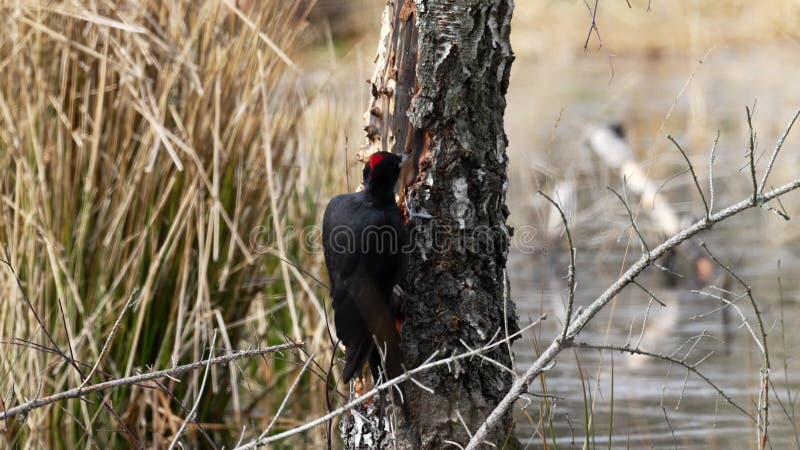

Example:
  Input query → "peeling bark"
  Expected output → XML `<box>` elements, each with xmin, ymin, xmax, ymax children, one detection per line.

<box><xmin>344</xmin><ymin>1</ymin><xmax>518</xmax><ymax>448</ymax></box>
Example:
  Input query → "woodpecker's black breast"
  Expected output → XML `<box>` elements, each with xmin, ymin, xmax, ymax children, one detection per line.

<box><xmin>322</xmin><ymin>190</ymin><xmax>406</xmax><ymax>383</ymax></box>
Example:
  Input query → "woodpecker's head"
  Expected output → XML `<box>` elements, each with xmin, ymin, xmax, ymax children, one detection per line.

<box><xmin>363</xmin><ymin>152</ymin><xmax>402</xmax><ymax>197</ymax></box>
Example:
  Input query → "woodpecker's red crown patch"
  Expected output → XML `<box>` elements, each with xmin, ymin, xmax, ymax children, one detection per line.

<box><xmin>368</xmin><ymin>153</ymin><xmax>387</xmax><ymax>177</ymax></box>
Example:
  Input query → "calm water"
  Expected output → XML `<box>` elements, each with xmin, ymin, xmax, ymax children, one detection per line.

<box><xmin>506</xmin><ymin>44</ymin><xmax>800</xmax><ymax>449</ymax></box>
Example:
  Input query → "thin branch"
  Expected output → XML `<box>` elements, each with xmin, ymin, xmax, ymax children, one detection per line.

<box><xmin>539</xmin><ymin>190</ymin><xmax>576</xmax><ymax>341</ymax></box>
<box><xmin>460</xmin><ymin>337</ymin><xmax>515</xmax><ymax>377</ymax></box>
<box><xmin>746</xmin><ymin>106</ymin><xmax>759</xmax><ymax>202</ymax></box>
<box><xmin>689</xmin><ymin>290</ymin><xmax>748</xmax><ymax>321</ymax></box>
<box><xmin>632</xmin><ymin>293</ymin><xmax>657</xmax><ymax>350</ymax></box>
<box><xmin>79</xmin><ymin>289</ymin><xmax>139</xmax><ymax>388</ymax></box>
<box><xmin>761</xmin><ymin>192</ymin><xmax>791</xmax><ymax>220</ymax></box>
<box><xmin>655</xmin><ymin>167</ymin><xmax>691</xmax><ymax>199</ymax></box>
<box><xmin>700</xmin><ymin>242</ymin><xmax>771</xmax><ymax>448</ymax></box>
<box><xmin>582</xmin><ymin>0</ymin><xmax>615</xmax><ymax>80</ymax></box>
<box><xmin>571</xmin><ymin>342</ymin><xmax>755</xmax><ymax>422</ymax></box>
<box><xmin>700</xmin><ymin>243</ymin><xmax>769</xmax><ymax>365</ymax></box>
<box><xmin>258</xmin><ymin>354</ymin><xmax>316</xmax><ymax>440</ymax></box>
<box><xmin>759</xmin><ymin>109</ymin><xmax>799</xmax><ymax>194</ymax></box>
<box><xmin>709</xmin><ymin>130</ymin><xmax>720</xmax><ymax>214</ymax></box>
<box><xmin>662</xmin><ymin>406</ymin><xmax>679</xmax><ymax>450</ymax></box>
<box><xmin>325</xmin><ymin>339</ymin><xmax>341</xmax><ymax>450</ymax></box>
<box><xmin>56</xmin><ymin>295</ymin><xmax>77</xmax><ymax>379</ymax></box>
<box><xmin>0</xmin><ymin>343</ymin><xmax>302</xmax><ymax>421</ymax></box>
<box><xmin>631</xmin><ymin>281</ymin><xmax>667</xmax><ymax>307</ymax></box>
<box><xmin>168</xmin><ymin>331</ymin><xmax>217</xmax><ymax>449</ymax></box>
<box><xmin>150</xmin><ymin>377</ymin><xmax>219</xmax><ymax>449</ymax></box>
<box><xmin>583</xmin><ymin>0</ymin><xmax>600</xmax><ymax>51</ymax></box>
<box><xmin>608</xmin><ymin>185</ymin><xmax>650</xmax><ymax>257</ymax></box>
<box><xmin>691</xmin><ymin>289</ymin><xmax>762</xmax><ymax>353</ymax></box>
<box><xmin>667</xmin><ymin>135</ymin><xmax>710</xmax><ymax>218</ymax></box>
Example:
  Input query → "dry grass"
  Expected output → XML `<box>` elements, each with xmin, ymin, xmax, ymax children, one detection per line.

<box><xmin>0</xmin><ymin>1</ymin><xmax>347</xmax><ymax>447</ymax></box>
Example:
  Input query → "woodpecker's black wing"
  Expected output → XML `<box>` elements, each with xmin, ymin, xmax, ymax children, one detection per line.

<box><xmin>322</xmin><ymin>191</ymin><xmax>405</xmax><ymax>383</ymax></box>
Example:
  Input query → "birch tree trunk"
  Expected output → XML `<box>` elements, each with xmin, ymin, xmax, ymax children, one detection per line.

<box><xmin>342</xmin><ymin>1</ymin><xmax>518</xmax><ymax>448</ymax></box>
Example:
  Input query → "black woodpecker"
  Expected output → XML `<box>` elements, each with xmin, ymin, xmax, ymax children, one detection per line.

<box><xmin>322</xmin><ymin>151</ymin><xmax>407</xmax><ymax>384</ymax></box>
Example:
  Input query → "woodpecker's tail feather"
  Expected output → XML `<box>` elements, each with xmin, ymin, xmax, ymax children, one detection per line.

<box><xmin>341</xmin><ymin>336</ymin><xmax>373</xmax><ymax>384</ymax></box>
<box><xmin>342</xmin><ymin>333</ymin><xmax>403</xmax><ymax>384</ymax></box>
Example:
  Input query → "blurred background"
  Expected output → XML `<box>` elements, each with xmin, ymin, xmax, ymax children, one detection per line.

<box><xmin>1</xmin><ymin>0</ymin><xmax>799</xmax><ymax>448</ymax></box>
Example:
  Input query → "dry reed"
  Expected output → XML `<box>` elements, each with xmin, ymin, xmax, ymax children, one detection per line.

<box><xmin>0</xmin><ymin>1</ymin><xmax>347</xmax><ymax>447</ymax></box>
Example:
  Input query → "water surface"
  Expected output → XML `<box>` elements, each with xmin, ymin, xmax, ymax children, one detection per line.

<box><xmin>507</xmin><ymin>44</ymin><xmax>800</xmax><ymax>449</ymax></box>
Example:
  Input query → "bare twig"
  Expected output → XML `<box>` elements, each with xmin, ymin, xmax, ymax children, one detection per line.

<box><xmin>325</xmin><ymin>339</ymin><xmax>341</xmax><ymax>450</ymax></box>
<box><xmin>460</xmin><ymin>337</ymin><xmax>515</xmax><ymax>377</ymax></box>
<box><xmin>168</xmin><ymin>331</ymin><xmax>218</xmax><ymax>449</ymax></box>
<box><xmin>631</xmin><ymin>293</ymin><xmax>657</xmax><ymax>350</ymax></box>
<box><xmin>746</xmin><ymin>106</ymin><xmax>759</xmax><ymax>202</ymax></box>
<box><xmin>667</xmin><ymin>135</ymin><xmax>710</xmax><ymax>218</ymax></box>
<box><xmin>709</xmin><ymin>130</ymin><xmax>720</xmax><ymax>214</ymax></box>
<box><xmin>79</xmin><ymin>290</ymin><xmax>139</xmax><ymax>388</ymax></box>
<box><xmin>662</xmin><ymin>406</ymin><xmax>679</xmax><ymax>450</ymax></box>
<box><xmin>539</xmin><ymin>191</ymin><xmax>576</xmax><ymax>341</ymax></box>
<box><xmin>691</xmin><ymin>289</ymin><xmax>762</xmax><ymax>353</ymax></box>
<box><xmin>150</xmin><ymin>377</ymin><xmax>219</xmax><ymax>449</ymax></box>
<box><xmin>631</xmin><ymin>281</ymin><xmax>667</xmax><ymax>307</ymax></box>
<box><xmin>689</xmin><ymin>290</ymin><xmax>748</xmax><ymax>321</ymax></box>
<box><xmin>571</xmin><ymin>342</ymin><xmax>754</xmax><ymax>422</ymax></box>
<box><xmin>759</xmin><ymin>109</ymin><xmax>800</xmax><ymax>194</ymax></box>
<box><xmin>0</xmin><ymin>343</ymin><xmax>302</xmax><ymax>421</ymax></box>
<box><xmin>582</xmin><ymin>0</ymin><xmax>615</xmax><ymax>80</ymax></box>
<box><xmin>583</xmin><ymin>0</ymin><xmax>600</xmax><ymax>51</ymax></box>
<box><xmin>258</xmin><ymin>354</ymin><xmax>316</xmax><ymax>440</ymax></box>
<box><xmin>699</xmin><ymin>243</ymin><xmax>769</xmax><ymax>363</ymax></box>
<box><xmin>700</xmin><ymin>242</ymin><xmax>771</xmax><ymax>448</ymax></box>
<box><xmin>608</xmin><ymin>185</ymin><xmax>650</xmax><ymax>257</ymax></box>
